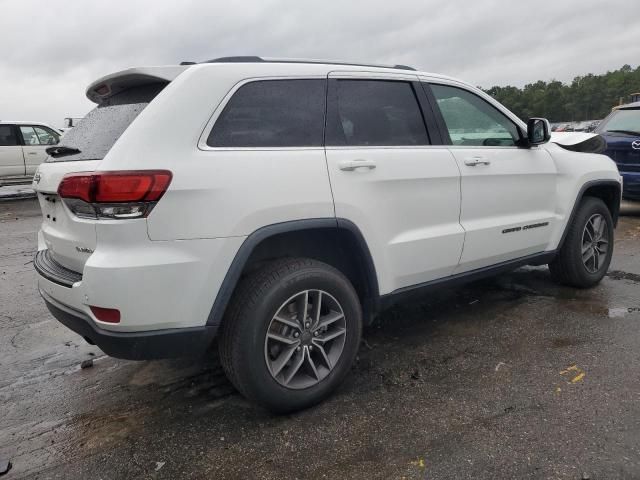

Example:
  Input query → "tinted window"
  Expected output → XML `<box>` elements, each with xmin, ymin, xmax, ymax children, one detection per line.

<box><xmin>207</xmin><ymin>79</ymin><xmax>326</xmax><ymax>148</ymax></box>
<box><xmin>20</xmin><ymin>126</ymin><xmax>40</xmax><ymax>145</ymax></box>
<box><xmin>430</xmin><ymin>84</ymin><xmax>520</xmax><ymax>147</ymax></box>
<box><xmin>34</xmin><ymin>126</ymin><xmax>59</xmax><ymax>145</ymax></box>
<box><xmin>49</xmin><ymin>83</ymin><xmax>166</xmax><ymax>162</ymax></box>
<box><xmin>327</xmin><ymin>80</ymin><xmax>428</xmax><ymax>147</ymax></box>
<box><xmin>0</xmin><ymin>125</ymin><xmax>18</xmax><ymax>146</ymax></box>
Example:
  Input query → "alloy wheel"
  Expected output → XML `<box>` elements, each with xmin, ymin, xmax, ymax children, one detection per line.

<box><xmin>581</xmin><ymin>213</ymin><xmax>609</xmax><ymax>274</ymax></box>
<box><xmin>264</xmin><ymin>289</ymin><xmax>347</xmax><ymax>389</ymax></box>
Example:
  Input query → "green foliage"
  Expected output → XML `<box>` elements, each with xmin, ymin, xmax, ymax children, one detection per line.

<box><xmin>484</xmin><ymin>65</ymin><xmax>640</xmax><ymax>122</ymax></box>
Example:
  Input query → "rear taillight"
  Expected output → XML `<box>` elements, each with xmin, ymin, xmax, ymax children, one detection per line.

<box><xmin>58</xmin><ymin>170</ymin><xmax>172</xmax><ymax>219</ymax></box>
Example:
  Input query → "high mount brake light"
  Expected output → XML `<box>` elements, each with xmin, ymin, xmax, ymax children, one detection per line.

<box><xmin>58</xmin><ymin>170</ymin><xmax>172</xmax><ymax>219</ymax></box>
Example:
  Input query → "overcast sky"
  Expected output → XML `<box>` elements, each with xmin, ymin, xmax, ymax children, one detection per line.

<box><xmin>1</xmin><ymin>0</ymin><xmax>638</xmax><ymax>127</ymax></box>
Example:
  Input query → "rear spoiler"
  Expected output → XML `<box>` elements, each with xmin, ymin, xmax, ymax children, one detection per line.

<box><xmin>86</xmin><ymin>66</ymin><xmax>190</xmax><ymax>103</ymax></box>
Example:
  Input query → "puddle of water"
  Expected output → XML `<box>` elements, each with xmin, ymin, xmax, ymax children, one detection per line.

<box><xmin>608</xmin><ymin>307</ymin><xmax>640</xmax><ymax>318</ymax></box>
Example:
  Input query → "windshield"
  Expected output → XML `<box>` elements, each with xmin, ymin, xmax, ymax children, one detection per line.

<box><xmin>47</xmin><ymin>83</ymin><xmax>166</xmax><ymax>162</ymax></box>
<box><xmin>596</xmin><ymin>108</ymin><xmax>640</xmax><ymax>136</ymax></box>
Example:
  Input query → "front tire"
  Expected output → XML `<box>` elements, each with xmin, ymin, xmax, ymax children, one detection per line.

<box><xmin>549</xmin><ymin>196</ymin><xmax>614</xmax><ymax>288</ymax></box>
<box><xmin>219</xmin><ymin>258</ymin><xmax>362</xmax><ymax>413</ymax></box>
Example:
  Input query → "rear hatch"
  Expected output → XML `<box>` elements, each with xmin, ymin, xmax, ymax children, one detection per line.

<box><xmin>34</xmin><ymin>67</ymin><xmax>186</xmax><ymax>273</ymax></box>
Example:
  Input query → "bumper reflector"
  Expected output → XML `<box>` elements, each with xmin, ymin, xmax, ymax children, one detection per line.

<box><xmin>90</xmin><ymin>306</ymin><xmax>121</xmax><ymax>324</ymax></box>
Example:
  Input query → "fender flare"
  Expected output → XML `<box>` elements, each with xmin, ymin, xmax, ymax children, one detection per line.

<box><xmin>557</xmin><ymin>179</ymin><xmax>621</xmax><ymax>250</ymax></box>
<box><xmin>206</xmin><ymin>218</ymin><xmax>379</xmax><ymax>326</ymax></box>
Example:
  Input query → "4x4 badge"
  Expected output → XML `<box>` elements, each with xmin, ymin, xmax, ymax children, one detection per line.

<box><xmin>33</xmin><ymin>173</ymin><xmax>41</xmax><ymax>184</ymax></box>
<box><xmin>632</xmin><ymin>140</ymin><xmax>640</xmax><ymax>150</ymax></box>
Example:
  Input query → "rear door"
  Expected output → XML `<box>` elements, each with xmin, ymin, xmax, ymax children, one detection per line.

<box><xmin>324</xmin><ymin>72</ymin><xmax>464</xmax><ymax>295</ymax></box>
<box><xmin>0</xmin><ymin>124</ymin><xmax>25</xmax><ymax>176</ymax></box>
<box><xmin>425</xmin><ymin>82</ymin><xmax>558</xmax><ymax>273</ymax></box>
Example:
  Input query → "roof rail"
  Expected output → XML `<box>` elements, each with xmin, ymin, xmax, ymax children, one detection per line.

<box><xmin>201</xmin><ymin>56</ymin><xmax>416</xmax><ymax>71</ymax></box>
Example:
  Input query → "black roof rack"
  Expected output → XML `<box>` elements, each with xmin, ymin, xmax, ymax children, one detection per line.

<box><xmin>195</xmin><ymin>56</ymin><xmax>416</xmax><ymax>71</ymax></box>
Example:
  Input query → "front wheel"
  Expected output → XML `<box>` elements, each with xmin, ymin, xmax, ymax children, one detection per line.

<box><xmin>549</xmin><ymin>196</ymin><xmax>614</xmax><ymax>288</ymax></box>
<box><xmin>219</xmin><ymin>258</ymin><xmax>362</xmax><ymax>413</ymax></box>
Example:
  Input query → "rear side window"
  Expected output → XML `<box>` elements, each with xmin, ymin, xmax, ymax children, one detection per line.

<box><xmin>326</xmin><ymin>80</ymin><xmax>429</xmax><ymax>146</ymax></box>
<box><xmin>0</xmin><ymin>125</ymin><xmax>18</xmax><ymax>146</ymax></box>
<box><xmin>207</xmin><ymin>79</ymin><xmax>326</xmax><ymax>148</ymax></box>
<box><xmin>49</xmin><ymin>83</ymin><xmax>166</xmax><ymax>162</ymax></box>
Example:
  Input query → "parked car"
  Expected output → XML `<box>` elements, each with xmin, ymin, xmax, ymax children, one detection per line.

<box><xmin>554</xmin><ymin>123</ymin><xmax>573</xmax><ymax>132</ymax></box>
<box><xmin>596</xmin><ymin>102</ymin><xmax>640</xmax><ymax>200</ymax></box>
<box><xmin>573</xmin><ymin>120</ymin><xmax>601</xmax><ymax>133</ymax></box>
<box><xmin>0</xmin><ymin>121</ymin><xmax>61</xmax><ymax>179</ymax></box>
<box><xmin>584</xmin><ymin>120</ymin><xmax>601</xmax><ymax>133</ymax></box>
<box><xmin>33</xmin><ymin>58</ymin><xmax>621</xmax><ymax>412</ymax></box>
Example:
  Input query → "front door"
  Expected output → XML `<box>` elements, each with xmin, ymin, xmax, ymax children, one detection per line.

<box><xmin>324</xmin><ymin>73</ymin><xmax>464</xmax><ymax>295</ymax></box>
<box><xmin>426</xmin><ymin>82</ymin><xmax>558</xmax><ymax>274</ymax></box>
<box><xmin>19</xmin><ymin>125</ymin><xmax>57</xmax><ymax>175</ymax></box>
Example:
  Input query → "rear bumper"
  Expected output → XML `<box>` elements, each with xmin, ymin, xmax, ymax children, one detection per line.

<box><xmin>41</xmin><ymin>289</ymin><xmax>218</xmax><ymax>360</ymax></box>
<box><xmin>33</xmin><ymin>230</ymin><xmax>245</xmax><ymax>332</ymax></box>
<box><xmin>34</xmin><ymin>249</ymin><xmax>82</xmax><ymax>287</ymax></box>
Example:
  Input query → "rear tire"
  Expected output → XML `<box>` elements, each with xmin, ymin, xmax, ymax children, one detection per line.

<box><xmin>219</xmin><ymin>258</ymin><xmax>362</xmax><ymax>413</ymax></box>
<box><xmin>549</xmin><ymin>196</ymin><xmax>614</xmax><ymax>288</ymax></box>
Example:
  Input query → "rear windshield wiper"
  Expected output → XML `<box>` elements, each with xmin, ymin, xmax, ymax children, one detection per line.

<box><xmin>604</xmin><ymin>129</ymin><xmax>640</xmax><ymax>136</ymax></box>
<box><xmin>46</xmin><ymin>146</ymin><xmax>82</xmax><ymax>158</ymax></box>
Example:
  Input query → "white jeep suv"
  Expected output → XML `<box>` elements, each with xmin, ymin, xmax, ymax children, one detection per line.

<box><xmin>33</xmin><ymin>57</ymin><xmax>621</xmax><ymax>412</ymax></box>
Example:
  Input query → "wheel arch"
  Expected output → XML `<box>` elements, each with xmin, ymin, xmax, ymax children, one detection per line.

<box><xmin>206</xmin><ymin>218</ymin><xmax>380</xmax><ymax>327</ymax></box>
<box><xmin>558</xmin><ymin>179</ymin><xmax>621</xmax><ymax>250</ymax></box>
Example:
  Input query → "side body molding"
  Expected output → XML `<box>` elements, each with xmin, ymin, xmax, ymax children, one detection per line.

<box><xmin>206</xmin><ymin>218</ymin><xmax>380</xmax><ymax>326</ymax></box>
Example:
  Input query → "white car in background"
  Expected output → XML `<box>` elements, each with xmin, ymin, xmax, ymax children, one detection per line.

<box><xmin>0</xmin><ymin>121</ymin><xmax>61</xmax><ymax>180</ymax></box>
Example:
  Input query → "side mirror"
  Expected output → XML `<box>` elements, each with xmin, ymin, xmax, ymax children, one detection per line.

<box><xmin>527</xmin><ymin>118</ymin><xmax>551</xmax><ymax>146</ymax></box>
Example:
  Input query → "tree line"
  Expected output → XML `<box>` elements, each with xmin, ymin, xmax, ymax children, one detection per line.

<box><xmin>484</xmin><ymin>64</ymin><xmax>640</xmax><ymax>123</ymax></box>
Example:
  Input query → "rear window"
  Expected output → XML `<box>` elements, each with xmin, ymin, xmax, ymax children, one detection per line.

<box><xmin>48</xmin><ymin>83</ymin><xmax>166</xmax><ymax>162</ymax></box>
<box><xmin>207</xmin><ymin>79</ymin><xmax>326</xmax><ymax>148</ymax></box>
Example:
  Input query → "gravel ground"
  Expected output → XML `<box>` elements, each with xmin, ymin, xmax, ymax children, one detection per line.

<box><xmin>1</xmin><ymin>199</ymin><xmax>640</xmax><ymax>479</ymax></box>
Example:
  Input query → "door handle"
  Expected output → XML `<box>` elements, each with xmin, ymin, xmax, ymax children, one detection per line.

<box><xmin>339</xmin><ymin>159</ymin><xmax>377</xmax><ymax>171</ymax></box>
<box><xmin>28</xmin><ymin>152</ymin><xmax>38</xmax><ymax>155</ymax></box>
<box><xmin>464</xmin><ymin>156</ymin><xmax>491</xmax><ymax>166</ymax></box>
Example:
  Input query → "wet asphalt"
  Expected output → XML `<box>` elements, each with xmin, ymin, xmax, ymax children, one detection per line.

<box><xmin>1</xmin><ymin>199</ymin><xmax>640</xmax><ymax>480</ymax></box>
